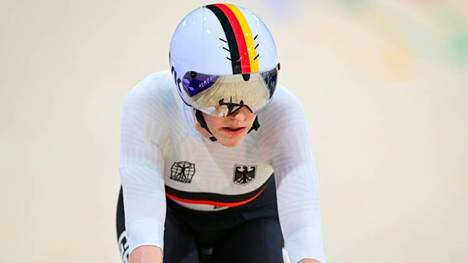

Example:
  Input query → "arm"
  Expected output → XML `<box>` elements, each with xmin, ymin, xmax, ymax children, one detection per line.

<box><xmin>119</xmin><ymin>82</ymin><xmax>168</xmax><ymax>262</ymax></box>
<box><xmin>129</xmin><ymin>246</ymin><xmax>163</xmax><ymax>263</ymax></box>
<box><xmin>262</xmin><ymin>88</ymin><xmax>326</xmax><ymax>263</ymax></box>
<box><xmin>299</xmin><ymin>259</ymin><xmax>321</xmax><ymax>263</ymax></box>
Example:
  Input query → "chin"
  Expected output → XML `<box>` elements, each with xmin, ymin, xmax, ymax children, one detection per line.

<box><xmin>219</xmin><ymin>138</ymin><xmax>244</xmax><ymax>147</ymax></box>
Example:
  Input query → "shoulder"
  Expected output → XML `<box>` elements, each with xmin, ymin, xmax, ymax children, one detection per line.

<box><xmin>120</xmin><ymin>70</ymin><xmax>180</xmax><ymax>133</ymax></box>
<box><xmin>121</xmin><ymin>71</ymin><xmax>179</xmax><ymax>144</ymax></box>
<box><xmin>254</xmin><ymin>84</ymin><xmax>309</xmax><ymax>150</ymax></box>
<box><xmin>122</xmin><ymin>70</ymin><xmax>183</xmax><ymax>121</ymax></box>
<box><xmin>123</xmin><ymin>70</ymin><xmax>175</xmax><ymax>107</ymax></box>
<box><xmin>258</xmin><ymin>83</ymin><xmax>306</xmax><ymax>124</ymax></box>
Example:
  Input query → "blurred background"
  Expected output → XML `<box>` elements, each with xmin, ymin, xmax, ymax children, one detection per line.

<box><xmin>1</xmin><ymin>0</ymin><xmax>467</xmax><ymax>262</ymax></box>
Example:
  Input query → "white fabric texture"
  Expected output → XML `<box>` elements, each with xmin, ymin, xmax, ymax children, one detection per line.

<box><xmin>119</xmin><ymin>70</ymin><xmax>326</xmax><ymax>262</ymax></box>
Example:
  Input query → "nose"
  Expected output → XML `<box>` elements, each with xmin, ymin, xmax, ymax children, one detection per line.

<box><xmin>229</xmin><ymin>108</ymin><xmax>248</xmax><ymax>121</ymax></box>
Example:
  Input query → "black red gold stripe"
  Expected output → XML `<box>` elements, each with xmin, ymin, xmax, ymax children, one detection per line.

<box><xmin>206</xmin><ymin>4</ymin><xmax>259</xmax><ymax>75</ymax></box>
<box><xmin>165</xmin><ymin>175</ymin><xmax>273</xmax><ymax>208</ymax></box>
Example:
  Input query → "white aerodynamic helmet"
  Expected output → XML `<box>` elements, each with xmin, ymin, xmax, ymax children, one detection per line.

<box><xmin>169</xmin><ymin>3</ymin><xmax>280</xmax><ymax>118</ymax></box>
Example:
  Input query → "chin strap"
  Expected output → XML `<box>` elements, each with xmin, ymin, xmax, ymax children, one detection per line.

<box><xmin>194</xmin><ymin>109</ymin><xmax>260</xmax><ymax>142</ymax></box>
<box><xmin>195</xmin><ymin>110</ymin><xmax>217</xmax><ymax>141</ymax></box>
<box><xmin>249</xmin><ymin>116</ymin><xmax>260</xmax><ymax>133</ymax></box>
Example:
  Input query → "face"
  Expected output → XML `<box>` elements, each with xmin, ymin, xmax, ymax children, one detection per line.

<box><xmin>195</xmin><ymin>107</ymin><xmax>256</xmax><ymax>147</ymax></box>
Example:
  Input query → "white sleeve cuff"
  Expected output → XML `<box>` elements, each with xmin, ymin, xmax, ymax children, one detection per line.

<box><xmin>126</xmin><ymin>219</ymin><xmax>165</xmax><ymax>256</ymax></box>
<box><xmin>285</xmin><ymin>227</ymin><xmax>326</xmax><ymax>263</ymax></box>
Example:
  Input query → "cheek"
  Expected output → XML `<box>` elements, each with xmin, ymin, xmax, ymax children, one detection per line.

<box><xmin>246</xmin><ymin>113</ymin><xmax>256</xmax><ymax>124</ymax></box>
<box><xmin>204</xmin><ymin>115</ymin><xmax>223</xmax><ymax>129</ymax></box>
<box><xmin>250</xmin><ymin>114</ymin><xmax>257</xmax><ymax>122</ymax></box>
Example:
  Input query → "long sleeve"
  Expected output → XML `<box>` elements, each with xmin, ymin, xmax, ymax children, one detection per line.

<box><xmin>119</xmin><ymin>78</ymin><xmax>168</xmax><ymax>256</ymax></box>
<box><xmin>259</xmin><ymin>87</ymin><xmax>326</xmax><ymax>263</ymax></box>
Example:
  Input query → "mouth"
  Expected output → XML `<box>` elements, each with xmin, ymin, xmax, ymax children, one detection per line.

<box><xmin>221</xmin><ymin>126</ymin><xmax>247</xmax><ymax>136</ymax></box>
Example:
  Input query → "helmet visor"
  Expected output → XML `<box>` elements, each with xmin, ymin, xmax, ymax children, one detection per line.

<box><xmin>181</xmin><ymin>67</ymin><xmax>278</xmax><ymax>117</ymax></box>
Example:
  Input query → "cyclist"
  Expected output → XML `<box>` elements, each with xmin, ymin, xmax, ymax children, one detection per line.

<box><xmin>116</xmin><ymin>3</ymin><xmax>326</xmax><ymax>263</ymax></box>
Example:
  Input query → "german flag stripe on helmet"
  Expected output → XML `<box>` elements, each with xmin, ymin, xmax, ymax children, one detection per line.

<box><xmin>225</xmin><ymin>3</ymin><xmax>259</xmax><ymax>73</ymax></box>
<box><xmin>206</xmin><ymin>4</ymin><xmax>260</xmax><ymax>75</ymax></box>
